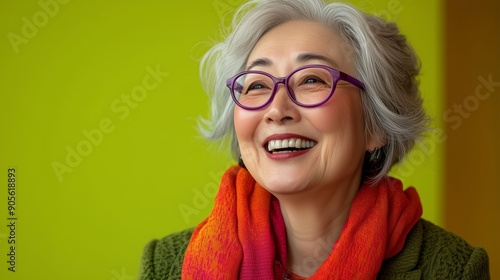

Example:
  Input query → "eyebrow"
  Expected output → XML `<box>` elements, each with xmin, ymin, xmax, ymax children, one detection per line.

<box><xmin>246</xmin><ymin>58</ymin><xmax>272</xmax><ymax>71</ymax></box>
<box><xmin>296</xmin><ymin>53</ymin><xmax>340</xmax><ymax>69</ymax></box>
<box><xmin>246</xmin><ymin>53</ymin><xmax>340</xmax><ymax>71</ymax></box>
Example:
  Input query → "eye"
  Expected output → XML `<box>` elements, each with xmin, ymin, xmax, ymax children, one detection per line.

<box><xmin>302</xmin><ymin>76</ymin><xmax>327</xmax><ymax>85</ymax></box>
<box><xmin>305</xmin><ymin>77</ymin><xmax>319</xmax><ymax>84</ymax></box>
<box><xmin>242</xmin><ymin>83</ymin><xmax>266</xmax><ymax>95</ymax></box>
<box><xmin>242</xmin><ymin>79</ymin><xmax>273</xmax><ymax>95</ymax></box>
<box><xmin>249</xmin><ymin>83</ymin><xmax>264</xmax><ymax>90</ymax></box>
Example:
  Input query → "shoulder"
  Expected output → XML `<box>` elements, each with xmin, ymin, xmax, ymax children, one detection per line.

<box><xmin>137</xmin><ymin>228</ymin><xmax>194</xmax><ymax>280</ymax></box>
<box><xmin>418</xmin><ymin>219</ymin><xmax>489</xmax><ymax>279</ymax></box>
<box><xmin>379</xmin><ymin>219</ymin><xmax>490</xmax><ymax>279</ymax></box>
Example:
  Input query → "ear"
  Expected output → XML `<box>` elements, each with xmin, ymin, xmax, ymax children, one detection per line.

<box><xmin>365</xmin><ymin>132</ymin><xmax>385</xmax><ymax>151</ymax></box>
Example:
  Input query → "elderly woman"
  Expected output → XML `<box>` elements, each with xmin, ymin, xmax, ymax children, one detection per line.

<box><xmin>138</xmin><ymin>0</ymin><xmax>489</xmax><ymax>279</ymax></box>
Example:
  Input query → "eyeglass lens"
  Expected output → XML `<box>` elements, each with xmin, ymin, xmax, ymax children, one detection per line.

<box><xmin>233</xmin><ymin>67</ymin><xmax>334</xmax><ymax>108</ymax></box>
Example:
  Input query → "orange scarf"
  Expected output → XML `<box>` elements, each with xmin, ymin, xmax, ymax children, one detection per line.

<box><xmin>181</xmin><ymin>165</ymin><xmax>422</xmax><ymax>279</ymax></box>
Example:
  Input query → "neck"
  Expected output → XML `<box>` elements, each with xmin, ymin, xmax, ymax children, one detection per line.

<box><xmin>276</xmin><ymin>175</ymin><xmax>361</xmax><ymax>277</ymax></box>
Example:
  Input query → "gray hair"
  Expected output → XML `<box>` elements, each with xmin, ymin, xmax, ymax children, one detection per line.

<box><xmin>198</xmin><ymin>0</ymin><xmax>429</xmax><ymax>183</ymax></box>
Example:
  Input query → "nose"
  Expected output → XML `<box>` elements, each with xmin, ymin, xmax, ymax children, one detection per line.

<box><xmin>263</xmin><ymin>84</ymin><xmax>301</xmax><ymax>124</ymax></box>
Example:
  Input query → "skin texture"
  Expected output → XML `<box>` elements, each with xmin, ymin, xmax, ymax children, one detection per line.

<box><xmin>233</xmin><ymin>20</ymin><xmax>382</xmax><ymax>276</ymax></box>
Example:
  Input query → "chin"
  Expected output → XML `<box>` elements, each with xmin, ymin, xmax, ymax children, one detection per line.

<box><xmin>256</xmin><ymin>172</ymin><xmax>310</xmax><ymax>195</ymax></box>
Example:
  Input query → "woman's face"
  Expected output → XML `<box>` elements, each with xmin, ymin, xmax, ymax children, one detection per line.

<box><xmin>234</xmin><ymin>20</ymin><xmax>375</xmax><ymax>195</ymax></box>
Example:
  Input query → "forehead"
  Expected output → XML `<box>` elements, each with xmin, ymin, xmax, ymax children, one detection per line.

<box><xmin>247</xmin><ymin>20</ymin><xmax>354</xmax><ymax>72</ymax></box>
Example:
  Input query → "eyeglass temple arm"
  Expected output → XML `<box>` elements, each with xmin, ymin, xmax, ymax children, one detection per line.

<box><xmin>226</xmin><ymin>79</ymin><xmax>244</xmax><ymax>93</ymax></box>
<box><xmin>339</xmin><ymin>72</ymin><xmax>365</xmax><ymax>90</ymax></box>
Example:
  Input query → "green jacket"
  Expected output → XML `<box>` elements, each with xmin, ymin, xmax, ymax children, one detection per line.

<box><xmin>137</xmin><ymin>219</ymin><xmax>489</xmax><ymax>279</ymax></box>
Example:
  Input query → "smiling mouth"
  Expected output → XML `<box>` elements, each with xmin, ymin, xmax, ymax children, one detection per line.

<box><xmin>266</xmin><ymin>138</ymin><xmax>317</xmax><ymax>154</ymax></box>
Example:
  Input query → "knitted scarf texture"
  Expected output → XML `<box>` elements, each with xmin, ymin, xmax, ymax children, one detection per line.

<box><xmin>181</xmin><ymin>165</ymin><xmax>422</xmax><ymax>279</ymax></box>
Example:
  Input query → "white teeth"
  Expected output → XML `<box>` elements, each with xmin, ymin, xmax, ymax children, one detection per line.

<box><xmin>295</xmin><ymin>139</ymin><xmax>301</xmax><ymax>148</ymax></box>
<box><xmin>282</xmin><ymin>140</ymin><xmax>289</xmax><ymax>149</ymax></box>
<box><xmin>266</xmin><ymin>138</ymin><xmax>316</xmax><ymax>153</ymax></box>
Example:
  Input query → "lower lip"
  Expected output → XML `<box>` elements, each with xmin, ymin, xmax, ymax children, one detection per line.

<box><xmin>265</xmin><ymin>148</ymin><xmax>313</xmax><ymax>160</ymax></box>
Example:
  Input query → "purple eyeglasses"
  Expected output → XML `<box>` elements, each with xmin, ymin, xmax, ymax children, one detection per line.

<box><xmin>226</xmin><ymin>64</ymin><xmax>365</xmax><ymax>110</ymax></box>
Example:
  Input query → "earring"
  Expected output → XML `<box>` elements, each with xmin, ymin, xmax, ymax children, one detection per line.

<box><xmin>369</xmin><ymin>146</ymin><xmax>383</xmax><ymax>165</ymax></box>
<box><xmin>363</xmin><ymin>145</ymin><xmax>387</xmax><ymax>177</ymax></box>
<box><xmin>238</xmin><ymin>156</ymin><xmax>246</xmax><ymax>168</ymax></box>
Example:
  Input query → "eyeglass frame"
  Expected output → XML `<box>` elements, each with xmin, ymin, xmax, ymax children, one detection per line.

<box><xmin>226</xmin><ymin>64</ymin><xmax>366</xmax><ymax>110</ymax></box>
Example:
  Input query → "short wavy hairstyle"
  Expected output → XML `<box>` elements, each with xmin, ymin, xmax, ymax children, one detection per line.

<box><xmin>198</xmin><ymin>0</ymin><xmax>429</xmax><ymax>183</ymax></box>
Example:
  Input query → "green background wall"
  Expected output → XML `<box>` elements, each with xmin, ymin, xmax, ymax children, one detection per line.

<box><xmin>0</xmin><ymin>0</ymin><xmax>442</xmax><ymax>279</ymax></box>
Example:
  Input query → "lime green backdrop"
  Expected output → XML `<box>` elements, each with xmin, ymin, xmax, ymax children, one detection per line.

<box><xmin>0</xmin><ymin>0</ymin><xmax>442</xmax><ymax>279</ymax></box>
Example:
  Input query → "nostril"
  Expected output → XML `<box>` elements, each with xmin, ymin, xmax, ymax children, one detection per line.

<box><xmin>267</xmin><ymin>115</ymin><xmax>294</xmax><ymax>123</ymax></box>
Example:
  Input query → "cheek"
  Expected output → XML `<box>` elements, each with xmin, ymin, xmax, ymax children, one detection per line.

<box><xmin>233</xmin><ymin>107</ymin><xmax>259</xmax><ymax>145</ymax></box>
<box><xmin>313</xmin><ymin>93</ymin><xmax>365</xmax><ymax>141</ymax></box>
<box><xmin>313</xmin><ymin>93</ymin><xmax>367</xmax><ymax>176</ymax></box>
